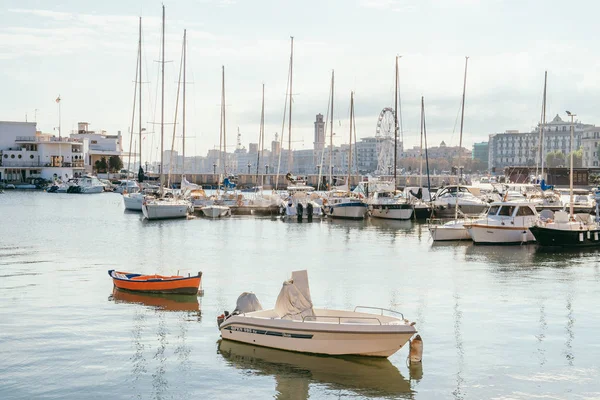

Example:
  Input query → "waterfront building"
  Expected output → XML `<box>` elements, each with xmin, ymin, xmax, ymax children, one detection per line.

<box><xmin>581</xmin><ymin>126</ymin><xmax>600</xmax><ymax>168</ymax></box>
<box><xmin>69</xmin><ymin>122</ymin><xmax>123</xmax><ymax>174</ymax></box>
<box><xmin>488</xmin><ymin>114</ymin><xmax>594</xmax><ymax>172</ymax></box>
<box><xmin>472</xmin><ymin>142</ymin><xmax>489</xmax><ymax>165</ymax></box>
<box><xmin>0</xmin><ymin>121</ymin><xmax>86</xmax><ymax>182</ymax></box>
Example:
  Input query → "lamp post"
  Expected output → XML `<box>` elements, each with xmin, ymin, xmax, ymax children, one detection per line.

<box><xmin>265</xmin><ymin>164</ymin><xmax>269</xmax><ymax>175</ymax></box>
<box><xmin>247</xmin><ymin>162</ymin><xmax>251</xmax><ymax>174</ymax></box>
<box><xmin>213</xmin><ymin>163</ymin><xmax>216</xmax><ymax>175</ymax></box>
<box><xmin>566</xmin><ymin>110</ymin><xmax>576</xmax><ymax>218</ymax></box>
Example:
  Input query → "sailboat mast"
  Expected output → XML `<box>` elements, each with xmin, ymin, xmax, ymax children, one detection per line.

<box><xmin>418</xmin><ymin>105</ymin><xmax>424</xmax><ymax>188</ymax></box>
<box><xmin>182</xmin><ymin>29</ymin><xmax>186</xmax><ymax>174</ymax></box>
<box><xmin>127</xmin><ymin>28</ymin><xmax>140</xmax><ymax>173</ymax></box>
<box><xmin>160</xmin><ymin>5</ymin><xmax>165</xmax><ymax>195</ymax></box>
<box><xmin>347</xmin><ymin>91</ymin><xmax>354</xmax><ymax>192</ymax></box>
<box><xmin>288</xmin><ymin>36</ymin><xmax>294</xmax><ymax>173</ymax></box>
<box><xmin>394</xmin><ymin>56</ymin><xmax>399</xmax><ymax>188</ymax></box>
<box><xmin>329</xmin><ymin>70</ymin><xmax>334</xmax><ymax>187</ymax></box>
<box><xmin>223</xmin><ymin>66</ymin><xmax>227</xmax><ymax>175</ymax></box>
<box><xmin>539</xmin><ymin>71</ymin><xmax>547</xmax><ymax>180</ymax></box>
<box><xmin>256</xmin><ymin>83</ymin><xmax>265</xmax><ymax>185</ymax></box>
<box><xmin>455</xmin><ymin>56</ymin><xmax>469</xmax><ymax>221</ymax></box>
<box><xmin>423</xmin><ymin>96</ymin><xmax>432</xmax><ymax>196</ymax></box>
<box><xmin>138</xmin><ymin>17</ymin><xmax>142</xmax><ymax>179</ymax></box>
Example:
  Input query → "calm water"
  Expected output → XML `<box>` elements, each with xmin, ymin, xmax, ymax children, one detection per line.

<box><xmin>1</xmin><ymin>191</ymin><xmax>599</xmax><ymax>399</ymax></box>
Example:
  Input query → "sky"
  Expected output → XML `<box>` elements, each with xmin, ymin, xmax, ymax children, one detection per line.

<box><xmin>2</xmin><ymin>0</ymin><xmax>600</xmax><ymax>163</ymax></box>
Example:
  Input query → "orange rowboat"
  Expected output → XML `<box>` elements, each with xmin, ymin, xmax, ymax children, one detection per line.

<box><xmin>108</xmin><ymin>270</ymin><xmax>202</xmax><ymax>295</ymax></box>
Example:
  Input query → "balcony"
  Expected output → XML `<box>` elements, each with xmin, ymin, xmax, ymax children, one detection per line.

<box><xmin>15</xmin><ymin>136</ymin><xmax>83</xmax><ymax>144</ymax></box>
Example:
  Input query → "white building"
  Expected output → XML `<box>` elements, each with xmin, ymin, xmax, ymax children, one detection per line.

<box><xmin>0</xmin><ymin>121</ymin><xmax>86</xmax><ymax>182</ymax></box>
<box><xmin>70</xmin><ymin>122</ymin><xmax>123</xmax><ymax>173</ymax></box>
<box><xmin>488</xmin><ymin>115</ymin><xmax>593</xmax><ymax>171</ymax></box>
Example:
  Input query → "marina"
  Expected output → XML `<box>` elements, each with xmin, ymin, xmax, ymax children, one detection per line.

<box><xmin>1</xmin><ymin>191</ymin><xmax>600</xmax><ymax>399</ymax></box>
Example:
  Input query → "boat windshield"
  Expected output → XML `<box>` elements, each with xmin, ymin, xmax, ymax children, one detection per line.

<box><xmin>498</xmin><ymin>205</ymin><xmax>515</xmax><ymax>217</ymax></box>
<box><xmin>488</xmin><ymin>205</ymin><xmax>500</xmax><ymax>216</ymax></box>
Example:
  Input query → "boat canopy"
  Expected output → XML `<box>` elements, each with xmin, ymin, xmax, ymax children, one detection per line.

<box><xmin>274</xmin><ymin>270</ymin><xmax>315</xmax><ymax>320</ymax></box>
<box><xmin>234</xmin><ymin>292</ymin><xmax>263</xmax><ymax>313</ymax></box>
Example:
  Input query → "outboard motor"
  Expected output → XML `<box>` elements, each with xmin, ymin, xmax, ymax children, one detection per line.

<box><xmin>306</xmin><ymin>202</ymin><xmax>314</xmax><ymax>222</ymax></box>
<box><xmin>297</xmin><ymin>203</ymin><xmax>304</xmax><ymax>222</ymax></box>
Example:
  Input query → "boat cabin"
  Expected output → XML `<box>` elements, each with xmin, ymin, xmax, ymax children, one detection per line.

<box><xmin>486</xmin><ymin>202</ymin><xmax>537</xmax><ymax>219</ymax></box>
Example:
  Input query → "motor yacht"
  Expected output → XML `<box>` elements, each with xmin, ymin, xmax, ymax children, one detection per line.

<box><xmin>218</xmin><ymin>270</ymin><xmax>417</xmax><ymax>357</ymax></box>
<box><xmin>323</xmin><ymin>189</ymin><xmax>368</xmax><ymax>220</ymax></box>
<box><xmin>431</xmin><ymin>185</ymin><xmax>488</xmax><ymax>218</ymax></box>
<box><xmin>463</xmin><ymin>200</ymin><xmax>538</xmax><ymax>244</ymax></box>
<box><xmin>142</xmin><ymin>196</ymin><xmax>192</xmax><ymax>220</ymax></box>
<box><xmin>368</xmin><ymin>189</ymin><xmax>413</xmax><ymax>220</ymax></box>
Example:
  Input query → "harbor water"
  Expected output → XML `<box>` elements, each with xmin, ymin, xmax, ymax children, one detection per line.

<box><xmin>1</xmin><ymin>191</ymin><xmax>599</xmax><ymax>399</ymax></box>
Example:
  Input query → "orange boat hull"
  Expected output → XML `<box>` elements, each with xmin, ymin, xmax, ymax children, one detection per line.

<box><xmin>109</xmin><ymin>270</ymin><xmax>201</xmax><ymax>295</ymax></box>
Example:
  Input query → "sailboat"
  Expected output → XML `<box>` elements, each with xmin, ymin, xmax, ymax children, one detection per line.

<box><xmin>529</xmin><ymin>111</ymin><xmax>600</xmax><ymax>247</ymax></box>
<box><xmin>429</xmin><ymin>57</ymin><xmax>477</xmax><ymax>241</ymax></box>
<box><xmin>142</xmin><ymin>7</ymin><xmax>192</xmax><ymax>220</ymax></box>
<box><xmin>324</xmin><ymin>92</ymin><xmax>368</xmax><ymax>220</ymax></box>
<box><xmin>200</xmin><ymin>66</ymin><xmax>234</xmax><ymax>218</ymax></box>
<box><xmin>368</xmin><ymin>56</ymin><xmax>413</xmax><ymax>220</ymax></box>
<box><xmin>124</xmin><ymin>17</ymin><xmax>146</xmax><ymax>212</ymax></box>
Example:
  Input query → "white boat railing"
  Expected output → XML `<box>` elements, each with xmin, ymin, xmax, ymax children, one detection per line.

<box><xmin>353</xmin><ymin>306</ymin><xmax>404</xmax><ymax>320</ymax></box>
<box><xmin>301</xmin><ymin>315</ymin><xmax>383</xmax><ymax>325</ymax></box>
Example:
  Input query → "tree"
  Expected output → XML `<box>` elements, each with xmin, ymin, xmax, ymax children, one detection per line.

<box><xmin>94</xmin><ymin>157</ymin><xmax>108</xmax><ymax>173</ymax></box>
<box><xmin>567</xmin><ymin>149</ymin><xmax>583</xmax><ymax>168</ymax></box>
<box><xmin>546</xmin><ymin>151</ymin><xmax>565</xmax><ymax>168</ymax></box>
<box><xmin>108</xmin><ymin>156</ymin><xmax>123</xmax><ymax>173</ymax></box>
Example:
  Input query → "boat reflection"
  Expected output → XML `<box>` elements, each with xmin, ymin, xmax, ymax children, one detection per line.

<box><xmin>109</xmin><ymin>288</ymin><xmax>202</xmax><ymax>319</ymax></box>
<box><xmin>464</xmin><ymin>243</ymin><xmax>537</xmax><ymax>266</ymax></box>
<box><xmin>217</xmin><ymin>340</ymin><xmax>414</xmax><ymax>399</ymax></box>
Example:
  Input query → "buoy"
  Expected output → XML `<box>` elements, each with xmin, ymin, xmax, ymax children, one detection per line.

<box><xmin>409</xmin><ymin>334</ymin><xmax>423</xmax><ymax>363</ymax></box>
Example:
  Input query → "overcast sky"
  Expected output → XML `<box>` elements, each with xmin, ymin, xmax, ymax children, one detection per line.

<box><xmin>1</xmin><ymin>0</ymin><xmax>599</xmax><ymax>163</ymax></box>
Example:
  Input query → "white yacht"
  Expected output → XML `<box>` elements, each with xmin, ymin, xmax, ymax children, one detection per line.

<box><xmin>323</xmin><ymin>189</ymin><xmax>368</xmax><ymax>220</ymax></box>
<box><xmin>123</xmin><ymin>192</ymin><xmax>145</xmax><ymax>211</ymax></box>
<box><xmin>463</xmin><ymin>201</ymin><xmax>538</xmax><ymax>244</ymax></box>
<box><xmin>142</xmin><ymin>197</ymin><xmax>192</xmax><ymax>220</ymax></box>
<box><xmin>114</xmin><ymin>180</ymin><xmax>140</xmax><ymax>194</ymax></box>
<box><xmin>431</xmin><ymin>185</ymin><xmax>488</xmax><ymax>218</ymax></box>
<box><xmin>368</xmin><ymin>190</ymin><xmax>413</xmax><ymax>220</ymax></box>
<box><xmin>218</xmin><ymin>270</ymin><xmax>417</xmax><ymax>357</ymax></box>
<box><xmin>200</xmin><ymin>205</ymin><xmax>231</xmax><ymax>218</ymax></box>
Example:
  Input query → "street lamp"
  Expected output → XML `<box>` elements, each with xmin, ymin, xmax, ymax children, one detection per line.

<box><xmin>265</xmin><ymin>164</ymin><xmax>269</xmax><ymax>174</ymax></box>
<box><xmin>566</xmin><ymin>110</ymin><xmax>576</xmax><ymax>218</ymax></box>
<box><xmin>213</xmin><ymin>163</ymin><xmax>216</xmax><ymax>174</ymax></box>
<box><xmin>247</xmin><ymin>162</ymin><xmax>251</xmax><ymax>174</ymax></box>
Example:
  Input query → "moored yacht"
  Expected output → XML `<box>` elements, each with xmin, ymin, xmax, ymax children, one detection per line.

<box><xmin>431</xmin><ymin>185</ymin><xmax>488</xmax><ymax>218</ymax></box>
<box><xmin>463</xmin><ymin>200</ymin><xmax>538</xmax><ymax>244</ymax></box>
<box><xmin>368</xmin><ymin>189</ymin><xmax>413</xmax><ymax>220</ymax></box>
<box><xmin>323</xmin><ymin>189</ymin><xmax>368</xmax><ymax>220</ymax></box>
<box><xmin>218</xmin><ymin>270</ymin><xmax>417</xmax><ymax>357</ymax></box>
<box><xmin>142</xmin><ymin>197</ymin><xmax>192</xmax><ymax>220</ymax></box>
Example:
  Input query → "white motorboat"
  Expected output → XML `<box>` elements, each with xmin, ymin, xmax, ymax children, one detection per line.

<box><xmin>428</xmin><ymin>218</ymin><xmax>472</xmax><ymax>241</ymax></box>
<box><xmin>114</xmin><ymin>180</ymin><xmax>140</xmax><ymax>194</ymax></box>
<box><xmin>463</xmin><ymin>201</ymin><xmax>538</xmax><ymax>244</ymax></box>
<box><xmin>142</xmin><ymin>197</ymin><xmax>192</xmax><ymax>220</ymax></box>
<box><xmin>324</xmin><ymin>190</ymin><xmax>368</xmax><ymax>220</ymax></box>
<box><xmin>431</xmin><ymin>185</ymin><xmax>489</xmax><ymax>218</ymax></box>
<box><xmin>368</xmin><ymin>190</ymin><xmax>413</xmax><ymax>220</ymax></box>
<box><xmin>218</xmin><ymin>270</ymin><xmax>417</xmax><ymax>357</ymax></box>
<box><xmin>201</xmin><ymin>205</ymin><xmax>231</xmax><ymax>218</ymax></box>
<box><xmin>123</xmin><ymin>192</ymin><xmax>145</xmax><ymax>211</ymax></box>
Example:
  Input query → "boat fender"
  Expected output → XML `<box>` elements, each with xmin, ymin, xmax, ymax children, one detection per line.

<box><xmin>409</xmin><ymin>334</ymin><xmax>423</xmax><ymax>364</ymax></box>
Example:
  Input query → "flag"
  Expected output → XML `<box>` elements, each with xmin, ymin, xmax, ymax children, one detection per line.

<box><xmin>55</xmin><ymin>95</ymin><xmax>61</xmax><ymax>103</ymax></box>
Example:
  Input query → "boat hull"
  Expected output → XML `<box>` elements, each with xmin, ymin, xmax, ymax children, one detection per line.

<box><xmin>123</xmin><ymin>193</ymin><xmax>144</xmax><ymax>211</ymax></box>
<box><xmin>370</xmin><ymin>204</ymin><xmax>413</xmax><ymax>220</ymax></box>
<box><xmin>429</xmin><ymin>224</ymin><xmax>471</xmax><ymax>241</ymax></box>
<box><xmin>109</xmin><ymin>270</ymin><xmax>201</xmax><ymax>295</ymax></box>
<box><xmin>327</xmin><ymin>203</ymin><xmax>368</xmax><ymax>220</ymax></box>
<box><xmin>201</xmin><ymin>205</ymin><xmax>230</xmax><ymax>218</ymax></box>
<box><xmin>529</xmin><ymin>225</ymin><xmax>600</xmax><ymax>247</ymax></box>
<box><xmin>466</xmin><ymin>224</ymin><xmax>535</xmax><ymax>244</ymax></box>
<box><xmin>220</xmin><ymin>318</ymin><xmax>414</xmax><ymax>357</ymax></box>
<box><xmin>412</xmin><ymin>205</ymin><xmax>432</xmax><ymax>219</ymax></box>
<box><xmin>142</xmin><ymin>202</ymin><xmax>189</xmax><ymax>220</ymax></box>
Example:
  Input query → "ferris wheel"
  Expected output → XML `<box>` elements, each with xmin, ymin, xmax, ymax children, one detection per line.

<box><xmin>375</xmin><ymin>107</ymin><xmax>397</xmax><ymax>174</ymax></box>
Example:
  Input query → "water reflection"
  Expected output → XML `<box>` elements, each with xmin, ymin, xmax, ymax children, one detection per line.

<box><xmin>217</xmin><ymin>340</ymin><xmax>414</xmax><ymax>399</ymax></box>
<box><xmin>109</xmin><ymin>288</ymin><xmax>202</xmax><ymax>319</ymax></box>
<box><xmin>367</xmin><ymin>218</ymin><xmax>414</xmax><ymax>243</ymax></box>
<box><xmin>465</xmin><ymin>243</ymin><xmax>537</xmax><ymax>267</ymax></box>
